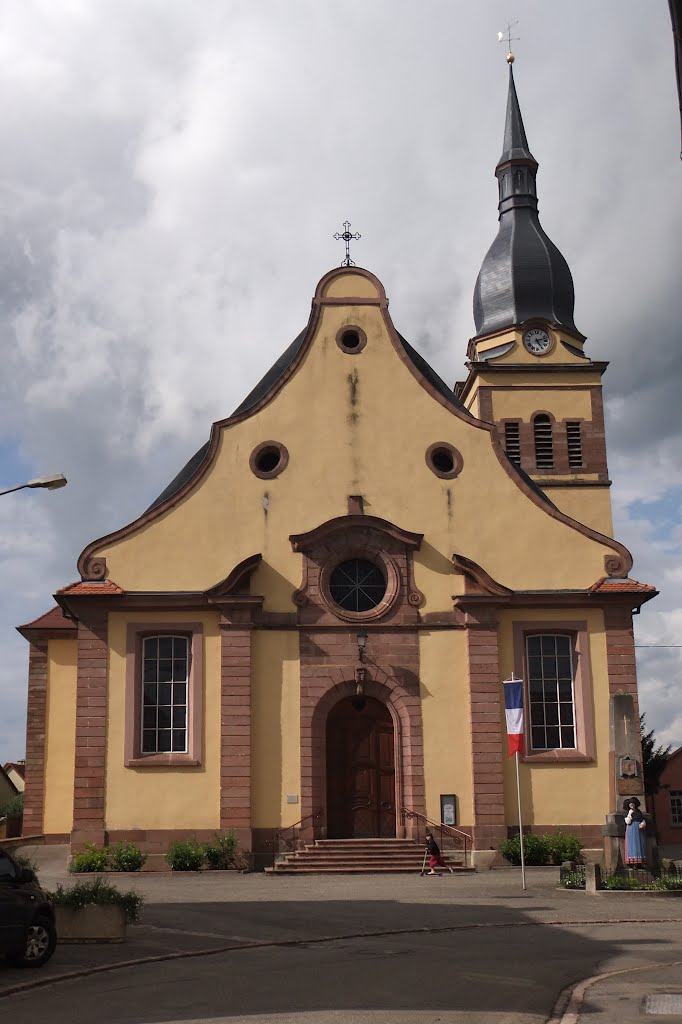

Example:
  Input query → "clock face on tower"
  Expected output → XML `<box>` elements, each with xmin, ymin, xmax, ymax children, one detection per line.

<box><xmin>523</xmin><ymin>327</ymin><xmax>552</xmax><ymax>355</ymax></box>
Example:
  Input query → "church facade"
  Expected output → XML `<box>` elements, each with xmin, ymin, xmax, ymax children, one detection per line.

<box><xmin>18</xmin><ymin>67</ymin><xmax>656</xmax><ymax>865</ymax></box>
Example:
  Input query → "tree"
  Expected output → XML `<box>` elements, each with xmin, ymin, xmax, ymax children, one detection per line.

<box><xmin>640</xmin><ymin>713</ymin><xmax>672</xmax><ymax>797</ymax></box>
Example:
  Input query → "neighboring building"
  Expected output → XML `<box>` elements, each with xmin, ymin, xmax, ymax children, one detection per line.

<box><xmin>17</xmin><ymin>65</ymin><xmax>657</xmax><ymax>864</ymax></box>
<box><xmin>3</xmin><ymin>762</ymin><xmax>26</xmax><ymax>794</ymax></box>
<box><xmin>0</xmin><ymin>764</ymin><xmax>18</xmax><ymax>811</ymax></box>
<box><xmin>654</xmin><ymin>747</ymin><xmax>682</xmax><ymax>858</ymax></box>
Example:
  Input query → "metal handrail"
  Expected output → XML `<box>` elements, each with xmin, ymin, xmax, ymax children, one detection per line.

<box><xmin>401</xmin><ymin>806</ymin><xmax>472</xmax><ymax>868</ymax></box>
<box><xmin>267</xmin><ymin>807</ymin><xmax>324</xmax><ymax>866</ymax></box>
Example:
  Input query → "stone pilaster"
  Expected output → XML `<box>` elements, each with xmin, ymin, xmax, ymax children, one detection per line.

<box><xmin>71</xmin><ymin>612</ymin><xmax>108</xmax><ymax>849</ymax></box>
<box><xmin>465</xmin><ymin>607</ymin><xmax>507</xmax><ymax>851</ymax></box>
<box><xmin>219</xmin><ymin>620</ymin><xmax>252</xmax><ymax>849</ymax></box>
<box><xmin>22</xmin><ymin>643</ymin><xmax>49</xmax><ymax>836</ymax></box>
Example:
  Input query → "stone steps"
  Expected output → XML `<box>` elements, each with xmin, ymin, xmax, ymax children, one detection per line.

<box><xmin>265</xmin><ymin>838</ymin><xmax>475</xmax><ymax>875</ymax></box>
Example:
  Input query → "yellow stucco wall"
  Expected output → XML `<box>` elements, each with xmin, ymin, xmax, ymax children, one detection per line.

<box><xmin>251</xmin><ymin>631</ymin><xmax>300</xmax><ymax>828</ymax></box>
<box><xmin>105</xmin><ymin>611</ymin><xmax>222</xmax><ymax>830</ymax></box>
<box><xmin>490</xmin><ymin>388</ymin><xmax>593</xmax><ymax>422</ymax></box>
<box><xmin>92</xmin><ymin>275</ymin><xmax>623</xmax><ymax>606</ymax></box>
<box><xmin>43</xmin><ymin>639</ymin><xmax>77</xmax><ymax>835</ymax></box>
<box><xmin>420</xmin><ymin>630</ymin><xmax>473</xmax><ymax>826</ymax></box>
<box><xmin>498</xmin><ymin>608</ymin><xmax>610</xmax><ymax>825</ymax></box>
<box><xmin>544</xmin><ymin>486</ymin><xmax>614</xmax><ymax>536</ymax></box>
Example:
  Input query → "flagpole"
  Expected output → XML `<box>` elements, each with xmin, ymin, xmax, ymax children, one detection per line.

<box><xmin>514</xmin><ymin>749</ymin><xmax>526</xmax><ymax>891</ymax></box>
<box><xmin>511</xmin><ymin>672</ymin><xmax>526</xmax><ymax>891</ymax></box>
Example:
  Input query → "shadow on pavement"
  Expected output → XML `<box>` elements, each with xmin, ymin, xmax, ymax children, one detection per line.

<box><xmin>0</xmin><ymin>898</ymin><xmax>673</xmax><ymax>1024</ymax></box>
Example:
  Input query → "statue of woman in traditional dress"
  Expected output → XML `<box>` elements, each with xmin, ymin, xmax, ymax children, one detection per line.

<box><xmin>623</xmin><ymin>797</ymin><xmax>647</xmax><ymax>866</ymax></box>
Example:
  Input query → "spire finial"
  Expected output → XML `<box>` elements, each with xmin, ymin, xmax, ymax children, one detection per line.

<box><xmin>497</xmin><ymin>20</ymin><xmax>519</xmax><ymax>64</ymax></box>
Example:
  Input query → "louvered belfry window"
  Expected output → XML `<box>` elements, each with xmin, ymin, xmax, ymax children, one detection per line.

<box><xmin>534</xmin><ymin>415</ymin><xmax>554</xmax><ymax>470</ymax></box>
<box><xmin>566</xmin><ymin>421</ymin><xmax>583</xmax><ymax>468</ymax></box>
<box><xmin>504</xmin><ymin>422</ymin><xmax>521</xmax><ymax>466</ymax></box>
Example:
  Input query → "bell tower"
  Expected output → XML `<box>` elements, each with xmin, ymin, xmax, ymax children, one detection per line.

<box><xmin>456</xmin><ymin>57</ymin><xmax>612</xmax><ymax>534</ymax></box>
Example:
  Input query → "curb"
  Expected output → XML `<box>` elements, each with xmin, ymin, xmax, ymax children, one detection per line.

<box><xmin>546</xmin><ymin>957</ymin><xmax>682</xmax><ymax>1024</ymax></box>
<box><xmin>2</xmin><ymin>915</ymin><xmax>682</xmax><ymax>1001</ymax></box>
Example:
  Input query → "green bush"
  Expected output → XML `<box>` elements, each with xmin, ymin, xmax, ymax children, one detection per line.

<box><xmin>108</xmin><ymin>841</ymin><xmax>147</xmax><ymax>872</ymax></box>
<box><xmin>602</xmin><ymin>874</ymin><xmax>641</xmax><ymax>890</ymax></box>
<box><xmin>51</xmin><ymin>877</ymin><xmax>144</xmax><ymax>923</ymax></box>
<box><xmin>499</xmin><ymin>832</ymin><xmax>550</xmax><ymax>866</ymax></box>
<box><xmin>70</xmin><ymin>843</ymin><xmax>110</xmax><ymax>873</ymax></box>
<box><xmin>1</xmin><ymin>793</ymin><xmax>24</xmax><ymax>818</ymax></box>
<box><xmin>559</xmin><ymin>870</ymin><xmax>586</xmax><ymax>889</ymax></box>
<box><xmin>165</xmin><ymin>838</ymin><xmax>205</xmax><ymax>871</ymax></box>
<box><xmin>543</xmin><ymin>831</ymin><xmax>584</xmax><ymax>865</ymax></box>
<box><xmin>203</xmin><ymin>831</ymin><xmax>238</xmax><ymax>870</ymax></box>
<box><xmin>650</xmin><ymin>874</ymin><xmax>682</xmax><ymax>891</ymax></box>
<box><xmin>13</xmin><ymin>852</ymin><xmax>39</xmax><ymax>878</ymax></box>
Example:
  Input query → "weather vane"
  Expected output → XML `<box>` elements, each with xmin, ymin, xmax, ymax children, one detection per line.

<box><xmin>497</xmin><ymin>20</ymin><xmax>519</xmax><ymax>64</ymax></box>
<box><xmin>333</xmin><ymin>220</ymin><xmax>361</xmax><ymax>267</ymax></box>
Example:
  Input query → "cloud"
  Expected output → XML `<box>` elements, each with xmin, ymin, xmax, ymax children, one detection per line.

<box><xmin>0</xmin><ymin>1</ymin><xmax>680</xmax><ymax>759</ymax></box>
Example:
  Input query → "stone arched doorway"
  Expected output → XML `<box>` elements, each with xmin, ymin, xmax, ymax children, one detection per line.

<box><xmin>326</xmin><ymin>695</ymin><xmax>396</xmax><ymax>838</ymax></box>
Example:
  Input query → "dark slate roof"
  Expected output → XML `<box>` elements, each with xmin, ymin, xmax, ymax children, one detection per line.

<box><xmin>397</xmin><ymin>333</ymin><xmax>473</xmax><ymax>417</ymax></box>
<box><xmin>473</xmin><ymin>66</ymin><xmax>579</xmax><ymax>340</ymax></box>
<box><xmin>145</xmin><ymin>439</ymin><xmax>211</xmax><ymax>513</ymax></box>
<box><xmin>499</xmin><ymin>65</ymin><xmax>536</xmax><ymax>165</ymax></box>
<box><xmin>508</xmin><ymin>457</ymin><xmax>557</xmax><ymax>510</ymax></box>
<box><xmin>231</xmin><ymin>328</ymin><xmax>308</xmax><ymax>417</ymax></box>
<box><xmin>670</xmin><ymin>0</ymin><xmax>682</xmax><ymax>159</ymax></box>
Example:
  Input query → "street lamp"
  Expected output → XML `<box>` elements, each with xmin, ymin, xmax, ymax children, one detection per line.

<box><xmin>0</xmin><ymin>473</ymin><xmax>67</xmax><ymax>498</ymax></box>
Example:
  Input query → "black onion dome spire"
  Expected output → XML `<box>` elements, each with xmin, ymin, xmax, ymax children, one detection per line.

<box><xmin>473</xmin><ymin>65</ymin><xmax>579</xmax><ymax>340</ymax></box>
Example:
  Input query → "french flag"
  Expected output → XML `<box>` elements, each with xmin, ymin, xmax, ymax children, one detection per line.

<box><xmin>503</xmin><ymin>678</ymin><xmax>525</xmax><ymax>757</ymax></box>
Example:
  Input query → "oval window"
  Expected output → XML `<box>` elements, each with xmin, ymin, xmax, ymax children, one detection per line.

<box><xmin>425</xmin><ymin>442</ymin><xmax>463</xmax><ymax>480</ymax></box>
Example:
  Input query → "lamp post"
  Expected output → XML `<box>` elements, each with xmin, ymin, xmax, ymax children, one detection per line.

<box><xmin>0</xmin><ymin>474</ymin><xmax>68</xmax><ymax>498</ymax></box>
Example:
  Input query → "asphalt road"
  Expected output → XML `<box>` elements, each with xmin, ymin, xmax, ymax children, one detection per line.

<box><xmin>4</xmin><ymin>915</ymin><xmax>682</xmax><ymax>1023</ymax></box>
<box><xmin>3</xmin><ymin>867</ymin><xmax>682</xmax><ymax>1023</ymax></box>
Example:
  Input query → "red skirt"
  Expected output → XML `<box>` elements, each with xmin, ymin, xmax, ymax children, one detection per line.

<box><xmin>429</xmin><ymin>854</ymin><xmax>448</xmax><ymax>869</ymax></box>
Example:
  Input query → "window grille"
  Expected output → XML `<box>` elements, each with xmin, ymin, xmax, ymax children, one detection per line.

<box><xmin>329</xmin><ymin>559</ymin><xmax>386</xmax><ymax>612</ymax></box>
<box><xmin>526</xmin><ymin>634</ymin><xmax>576</xmax><ymax>750</ymax></box>
<box><xmin>141</xmin><ymin>635</ymin><xmax>189</xmax><ymax>753</ymax></box>
<box><xmin>504</xmin><ymin>422</ymin><xmax>521</xmax><ymax>466</ymax></box>
<box><xmin>534</xmin><ymin>415</ymin><xmax>554</xmax><ymax>470</ymax></box>
<box><xmin>671</xmin><ymin>791</ymin><xmax>682</xmax><ymax>827</ymax></box>
<box><xmin>566</xmin><ymin>422</ymin><xmax>583</xmax><ymax>468</ymax></box>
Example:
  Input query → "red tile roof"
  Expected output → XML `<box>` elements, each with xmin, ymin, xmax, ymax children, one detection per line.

<box><xmin>56</xmin><ymin>580</ymin><xmax>124</xmax><ymax>596</ymax></box>
<box><xmin>590</xmin><ymin>577</ymin><xmax>657</xmax><ymax>594</ymax></box>
<box><xmin>18</xmin><ymin>605</ymin><xmax>75</xmax><ymax>630</ymax></box>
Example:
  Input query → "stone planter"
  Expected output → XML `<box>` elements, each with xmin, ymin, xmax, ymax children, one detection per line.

<box><xmin>55</xmin><ymin>904</ymin><xmax>127</xmax><ymax>943</ymax></box>
<box><xmin>5</xmin><ymin>814</ymin><xmax>23</xmax><ymax>839</ymax></box>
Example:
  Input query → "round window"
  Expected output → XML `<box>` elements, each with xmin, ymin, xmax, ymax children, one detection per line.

<box><xmin>249</xmin><ymin>441</ymin><xmax>289</xmax><ymax>479</ymax></box>
<box><xmin>425</xmin><ymin>442</ymin><xmax>463</xmax><ymax>480</ymax></box>
<box><xmin>329</xmin><ymin>559</ymin><xmax>387</xmax><ymax>612</ymax></box>
<box><xmin>336</xmin><ymin>325</ymin><xmax>367</xmax><ymax>354</ymax></box>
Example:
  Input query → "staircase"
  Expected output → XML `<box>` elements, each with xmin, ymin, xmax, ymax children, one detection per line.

<box><xmin>265</xmin><ymin>837</ymin><xmax>475</xmax><ymax>875</ymax></box>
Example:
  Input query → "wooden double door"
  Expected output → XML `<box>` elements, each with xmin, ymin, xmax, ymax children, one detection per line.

<box><xmin>326</xmin><ymin>696</ymin><xmax>396</xmax><ymax>838</ymax></box>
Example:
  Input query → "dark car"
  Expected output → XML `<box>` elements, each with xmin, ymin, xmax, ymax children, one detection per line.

<box><xmin>0</xmin><ymin>846</ymin><xmax>56</xmax><ymax>968</ymax></box>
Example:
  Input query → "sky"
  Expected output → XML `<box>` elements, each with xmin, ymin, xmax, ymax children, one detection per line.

<box><xmin>0</xmin><ymin>1</ymin><xmax>681</xmax><ymax>762</ymax></box>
